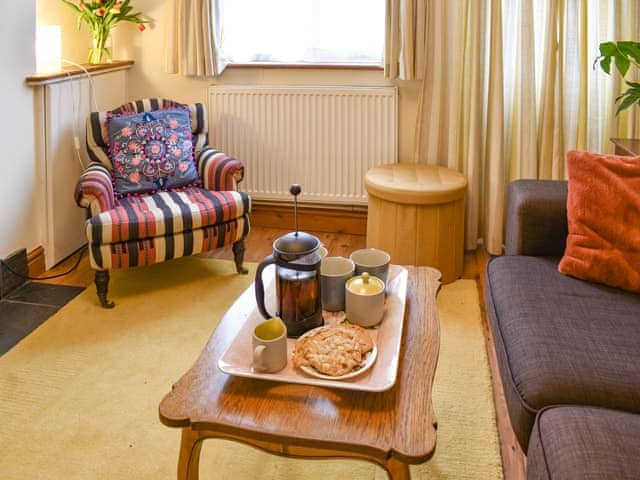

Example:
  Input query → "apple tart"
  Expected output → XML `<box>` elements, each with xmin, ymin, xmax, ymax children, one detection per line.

<box><xmin>292</xmin><ymin>324</ymin><xmax>374</xmax><ymax>377</ymax></box>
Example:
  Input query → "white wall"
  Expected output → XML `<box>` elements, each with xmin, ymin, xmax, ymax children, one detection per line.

<box><xmin>37</xmin><ymin>0</ymin><xmax>97</xmax><ymax>65</ymax></box>
<box><xmin>0</xmin><ymin>0</ymin><xmax>41</xmax><ymax>258</ymax></box>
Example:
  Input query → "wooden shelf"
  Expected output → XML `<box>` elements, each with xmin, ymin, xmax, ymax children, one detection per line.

<box><xmin>25</xmin><ymin>60</ymin><xmax>134</xmax><ymax>86</ymax></box>
<box><xmin>610</xmin><ymin>137</ymin><xmax>640</xmax><ymax>156</ymax></box>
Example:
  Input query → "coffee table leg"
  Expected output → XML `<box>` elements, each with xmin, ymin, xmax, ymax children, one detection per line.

<box><xmin>178</xmin><ymin>428</ymin><xmax>204</xmax><ymax>480</ymax></box>
<box><xmin>384</xmin><ymin>456</ymin><xmax>411</xmax><ymax>480</ymax></box>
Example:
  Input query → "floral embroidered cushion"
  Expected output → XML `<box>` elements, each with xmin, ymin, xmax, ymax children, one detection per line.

<box><xmin>107</xmin><ymin>108</ymin><xmax>200</xmax><ymax>197</ymax></box>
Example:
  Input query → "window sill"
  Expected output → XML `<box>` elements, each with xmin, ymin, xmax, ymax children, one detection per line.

<box><xmin>227</xmin><ymin>63</ymin><xmax>383</xmax><ymax>71</ymax></box>
<box><xmin>25</xmin><ymin>60</ymin><xmax>134</xmax><ymax>86</ymax></box>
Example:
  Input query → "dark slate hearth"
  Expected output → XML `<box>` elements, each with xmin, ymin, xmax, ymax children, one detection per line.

<box><xmin>0</xmin><ymin>282</ymin><xmax>84</xmax><ymax>355</ymax></box>
<box><xmin>6</xmin><ymin>282</ymin><xmax>83</xmax><ymax>307</ymax></box>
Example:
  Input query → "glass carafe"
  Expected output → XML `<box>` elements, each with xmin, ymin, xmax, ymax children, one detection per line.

<box><xmin>254</xmin><ymin>231</ymin><xmax>324</xmax><ymax>338</ymax></box>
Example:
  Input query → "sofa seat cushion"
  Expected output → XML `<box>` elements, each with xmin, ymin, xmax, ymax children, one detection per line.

<box><xmin>527</xmin><ymin>406</ymin><xmax>640</xmax><ymax>480</ymax></box>
<box><xmin>486</xmin><ymin>255</ymin><xmax>640</xmax><ymax>448</ymax></box>
<box><xmin>87</xmin><ymin>188</ymin><xmax>250</xmax><ymax>244</ymax></box>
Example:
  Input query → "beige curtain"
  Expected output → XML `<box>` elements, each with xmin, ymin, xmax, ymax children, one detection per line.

<box><xmin>384</xmin><ymin>0</ymin><xmax>428</xmax><ymax>80</ymax></box>
<box><xmin>507</xmin><ymin>0</ymin><xmax>640</xmax><ymax>180</ymax></box>
<box><xmin>414</xmin><ymin>0</ymin><xmax>505</xmax><ymax>254</ymax></box>
<box><xmin>413</xmin><ymin>0</ymin><xmax>640</xmax><ymax>255</ymax></box>
<box><xmin>164</xmin><ymin>0</ymin><xmax>227</xmax><ymax>77</ymax></box>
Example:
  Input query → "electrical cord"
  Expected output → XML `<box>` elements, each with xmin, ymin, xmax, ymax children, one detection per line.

<box><xmin>61</xmin><ymin>68</ymin><xmax>86</xmax><ymax>171</ymax></box>
<box><xmin>0</xmin><ymin>247</ymin><xmax>86</xmax><ymax>281</ymax></box>
<box><xmin>61</xmin><ymin>59</ymin><xmax>103</xmax><ymax>171</ymax></box>
<box><xmin>62</xmin><ymin>59</ymin><xmax>100</xmax><ymax>112</ymax></box>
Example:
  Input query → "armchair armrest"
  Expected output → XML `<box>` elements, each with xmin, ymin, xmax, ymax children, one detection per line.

<box><xmin>74</xmin><ymin>163</ymin><xmax>116</xmax><ymax>216</ymax></box>
<box><xmin>505</xmin><ymin>179</ymin><xmax>568</xmax><ymax>257</ymax></box>
<box><xmin>197</xmin><ymin>147</ymin><xmax>245</xmax><ymax>191</ymax></box>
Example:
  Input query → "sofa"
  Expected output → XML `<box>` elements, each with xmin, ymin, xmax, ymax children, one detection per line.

<box><xmin>485</xmin><ymin>179</ymin><xmax>640</xmax><ymax>478</ymax></box>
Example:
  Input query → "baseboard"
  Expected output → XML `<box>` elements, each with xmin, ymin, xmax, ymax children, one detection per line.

<box><xmin>250</xmin><ymin>202</ymin><xmax>367</xmax><ymax>236</ymax></box>
<box><xmin>27</xmin><ymin>245</ymin><xmax>46</xmax><ymax>278</ymax></box>
<box><xmin>0</xmin><ymin>248</ymin><xmax>28</xmax><ymax>298</ymax></box>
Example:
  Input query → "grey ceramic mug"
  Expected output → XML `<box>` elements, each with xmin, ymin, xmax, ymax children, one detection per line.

<box><xmin>320</xmin><ymin>257</ymin><xmax>355</xmax><ymax>311</ymax></box>
<box><xmin>350</xmin><ymin>248</ymin><xmax>391</xmax><ymax>287</ymax></box>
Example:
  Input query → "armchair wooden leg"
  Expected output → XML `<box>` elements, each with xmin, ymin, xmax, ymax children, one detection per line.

<box><xmin>232</xmin><ymin>239</ymin><xmax>248</xmax><ymax>274</ymax></box>
<box><xmin>95</xmin><ymin>270</ymin><xmax>115</xmax><ymax>308</ymax></box>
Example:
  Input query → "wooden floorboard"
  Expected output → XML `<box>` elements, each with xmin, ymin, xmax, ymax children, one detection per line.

<box><xmin>34</xmin><ymin>226</ymin><xmax>526</xmax><ymax>479</ymax></box>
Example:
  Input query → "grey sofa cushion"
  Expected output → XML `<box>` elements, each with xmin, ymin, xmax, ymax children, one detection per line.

<box><xmin>485</xmin><ymin>255</ymin><xmax>640</xmax><ymax>449</ymax></box>
<box><xmin>527</xmin><ymin>406</ymin><xmax>640</xmax><ymax>480</ymax></box>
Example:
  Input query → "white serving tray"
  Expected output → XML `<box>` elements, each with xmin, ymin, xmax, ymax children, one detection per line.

<box><xmin>217</xmin><ymin>264</ymin><xmax>408</xmax><ymax>392</ymax></box>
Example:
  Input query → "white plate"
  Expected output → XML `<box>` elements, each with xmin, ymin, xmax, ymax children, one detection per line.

<box><xmin>298</xmin><ymin>343</ymin><xmax>378</xmax><ymax>380</ymax></box>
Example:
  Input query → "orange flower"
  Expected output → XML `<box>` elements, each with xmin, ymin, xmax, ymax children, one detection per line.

<box><xmin>95</xmin><ymin>7</ymin><xmax>106</xmax><ymax>16</ymax></box>
<box><xmin>137</xmin><ymin>23</ymin><xmax>146</xmax><ymax>32</ymax></box>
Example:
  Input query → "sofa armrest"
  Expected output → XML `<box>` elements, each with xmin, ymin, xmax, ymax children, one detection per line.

<box><xmin>505</xmin><ymin>179</ymin><xmax>568</xmax><ymax>256</ymax></box>
<box><xmin>197</xmin><ymin>147</ymin><xmax>245</xmax><ymax>191</ymax></box>
<box><xmin>74</xmin><ymin>163</ymin><xmax>116</xmax><ymax>215</ymax></box>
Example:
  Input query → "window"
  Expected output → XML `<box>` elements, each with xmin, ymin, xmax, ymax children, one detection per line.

<box><xmin>220</xmin><ymin>0</ymin><xmax>385</xmax><ymax>66</ymax></box>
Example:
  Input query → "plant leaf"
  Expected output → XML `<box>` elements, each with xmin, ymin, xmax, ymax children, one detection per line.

<box><xmin>615</xmin><ymin>85</ymin><xmax>640</xmax><ymax>115</ymax></box>
<box><xmin>616</xmin><ymin>93</ymin><xmax>638</xmax><ymax>114</ymax></box>
<box><xmin>599</xmin><ymin>41</ymin><xmax>618</xmax><ymax>57</ymax></box>
<box><xmin>615</xmin><ymin>54</ymin><xmax>631</xmax><ymax>76</ymax></box>
<box><xmin>618</xmin><ymin>41</ymin><xmax>640</xmax><ymax>64</ymax></box>
<box><xmin>599</xmin><ymin>56</ymin><xmax>612</xmax><ymax>74</ymax></box>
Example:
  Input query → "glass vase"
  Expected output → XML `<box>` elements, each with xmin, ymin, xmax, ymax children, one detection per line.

<box><xmin>88</xmin><ymin>31</ymin><xmax>112</xmax><ymax>64</ymax></box>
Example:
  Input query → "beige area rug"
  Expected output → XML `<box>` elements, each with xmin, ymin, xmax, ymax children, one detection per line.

<box><xmin>0</xmin><ymin>257</ymin><xmax>502</xmax><ymax>479</ymax></box>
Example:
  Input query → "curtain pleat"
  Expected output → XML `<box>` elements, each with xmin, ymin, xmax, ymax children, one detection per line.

<box><xmin>538</xmin><ymin>0</ymin><xmax>565</xmax><ymax>180</ymax></box>
<box><xmin>385</xmin><ymin>0</ymin><xmax>428</xmax><ymax>80</ymax></box>
<box><xmin>484</xmin><ymin>0</ymin><xmax>505</xmax><ymax>255</ymax></box>
<box><xmin>164</xmin><ymin>0</ymin><xmax>227</xmax><ymax>77</ymax></box>
<box><xmin>415</xmin><ymin>0</ymin><xmax>504</xmax><ymax>254</ymax></box>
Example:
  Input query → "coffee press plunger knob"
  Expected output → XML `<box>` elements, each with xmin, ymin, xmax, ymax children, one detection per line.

<box><xmin>290</xmin><ymin>184</ymin><xmax>301</xmax><ymax>235</ymax></box>
<box><xmin>290</xmin><ymin>184</ymin><xmax>302</xmax><ymax>196</ymax></box>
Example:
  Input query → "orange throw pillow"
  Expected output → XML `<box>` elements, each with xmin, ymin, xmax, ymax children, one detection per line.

<box><xmin>558</xmin><ymin>150</ymin><xmax>640</xmax><ymax>292</ymax></box>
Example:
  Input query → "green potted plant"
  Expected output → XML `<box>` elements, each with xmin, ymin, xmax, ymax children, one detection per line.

<box><xmin>595</xmin><ymin>41</ymin><xmax>640</xmax><ymax>114</ymax></box>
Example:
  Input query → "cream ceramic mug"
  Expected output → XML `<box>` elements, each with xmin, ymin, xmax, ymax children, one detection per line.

<box><xmin>345</xmin><ymin>272</ymin><xmax>386</xmax><ymax>327</ymax></box>
<box><xmin>252</xmin><ymin>317</ymin><xmax>287</xmax><ymax>373</ymax></box>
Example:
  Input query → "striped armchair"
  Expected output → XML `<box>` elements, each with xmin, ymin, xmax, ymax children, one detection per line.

<box><xmin>75</xmin><ymin>98</ymin><xmax>251</xmax><ymax>308</ymax></box>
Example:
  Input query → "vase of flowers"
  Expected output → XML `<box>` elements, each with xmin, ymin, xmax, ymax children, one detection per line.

<box><xmin>61</xmin><ymin>0</ymin><xmax>148</xmax><ymax>64</ymax></box>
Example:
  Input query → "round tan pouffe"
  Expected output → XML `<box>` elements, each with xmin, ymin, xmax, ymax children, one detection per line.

<box><xmin>365</xmin><ymin>163</ymin><xmax>467</xmax><ymax>284</ymax></box>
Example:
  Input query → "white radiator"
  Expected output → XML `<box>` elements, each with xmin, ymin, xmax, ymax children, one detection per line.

<box><xmin>207</xmin><ymin>85</ymin><xmax>398</xmax><ymax>205</ymax></box>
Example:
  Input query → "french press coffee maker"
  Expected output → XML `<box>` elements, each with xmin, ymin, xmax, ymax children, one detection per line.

<box><xmin>254</xmin><ymin>184</ymin><xmax>324</xmax><ymax>337</ymax></box>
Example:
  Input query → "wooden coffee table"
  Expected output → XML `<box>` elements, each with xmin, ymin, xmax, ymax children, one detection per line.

<box><xmin>159</xmin><ymin>266</ymin><xmax>440</xmax><ymax>479</ymax></box>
